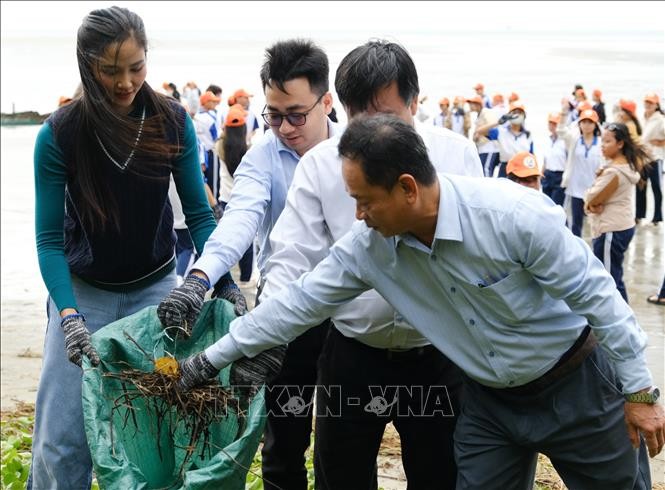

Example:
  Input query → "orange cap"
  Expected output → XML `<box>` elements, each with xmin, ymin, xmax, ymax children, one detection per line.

<box><xmin>466</xmin><ymin>96</ymin><xmax>484</xmax><ymax>106</ymax></box>
<box><xmin>576</xmin><ymin>100</ymin><xmax>593</xmax><ymax>113</ymax></box>
<box><xmin>200</xmin><ymin>91</ymin><xmax>221</xmax><ymax>105</ymax></box>
<box><xmin>508</xmin><ymin>92</ymin><xmax>519</xmax><ymax>103</ymax></box>
<box><xmin>439</xmin><ymin>97</ymin><xmax>450</xmax><ymax>106</ymax></box>
<box><xmin>453</xmin><ymin>95</ymin><xmax>465</xmax><ymax>105</ymax></box>
<box><xmin>578</xmin><ymin>109</ymin><xmax>599</xmax><ymax>124</ymax></box>
<box><xmin>233</xmin><ymin>88</ymin><xmax>253</xmax><ymax>98</ymax></box>
<box><xmin>644</xmin><ymin>93</ymin><xmax>660</xmax><ymax>105</ymax></box>
<box><xmin>547</xmin><ymin>112</ymin><xmax>561</xmax><ymax>124</ymax></box>
<box><xmin>492</xmin><ymin>93</ymin><xmax>504</xmax><ymax>104</ymax></box>
<box><xmin>619</xmin><ymin>99</ymin><xmax>636</xmax><ymax>115</ymax></box>
<box><xmin>507</xmin><ymin>152</ymin><xmax>540</xmax><ymax>178</ymax></box>
<box><xmin>474</xmin><ymin>83</ymin><xmax>484</xmax><ymax>91</ymax></box>
<box><xmin>508</xmin><ymin>102</ymin><xmax>526</xmax><ymax>115</ymax></box>
<box><xmin>225</xmin><ymin>104</ymin><xmax>247</xmax><ymax>127</ymax></box>
<box><xmin>58</xmin><ymin>96</ymin><xmax>73</xmax><ymax>107</ymax></box>
<box><xmin>592</xmin><ymin>89</ymin><xmax>602</xmax><ymax>99</ymax></box>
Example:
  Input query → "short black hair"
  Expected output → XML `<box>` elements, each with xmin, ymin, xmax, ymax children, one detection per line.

<box><xmin>206</xmin><ymin>84</ymin><xmax>222</xmax><ymax>96</ymax></box>
<box><xmin>338</xmin><ymin>114</ymin><xmax>435</xmax><ymax>191</ymax></box>
<box><xmin>260</xmin><ymin>39</ymin><xmax>329</xmax><ymax>96</ymax></box>
<box><xmin>335</xmin><ymin>40</ymin><xmax>419</xmax><ymax>117</ymax></box>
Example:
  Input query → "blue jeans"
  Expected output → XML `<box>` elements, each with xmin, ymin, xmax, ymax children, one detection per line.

<box><xmin>27</xmin><ymin>273</ymin><xmax>177</xmax><ymax>490</ymax></box>
<box><xmin>593</xmin><ymin>227</ymin><xmax>635</xmax><ymax>303</ymax></box>
<box><xmin>175</xmin><ymin>228</ymin><xmax>195</xmax><ymax>277</ymax></box>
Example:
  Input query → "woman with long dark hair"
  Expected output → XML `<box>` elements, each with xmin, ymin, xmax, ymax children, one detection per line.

<box><xmin>218</xmin><ymin>104</ymin><xmax>254</xmax><ymax>283</ymax></box>
<box><xmin>29</xmin><ymin>7</ymin><xmax>243</xmax><ymax>488</ymax></box>
<box><xmin>584</xmin><ymin>122</ymin><xmax>649</xmax><ymax>302</ymax></box>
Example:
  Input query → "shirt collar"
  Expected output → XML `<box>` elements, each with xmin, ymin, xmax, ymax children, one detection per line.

<box><xmin>394</xmin><ymin>173</ymin><xmax>463</xmax><ymax>249</ymax></box>
<box><xmin>274</xmin><ymin>119</ymin><xmax>340</xmax><ymax>158</ymax></box>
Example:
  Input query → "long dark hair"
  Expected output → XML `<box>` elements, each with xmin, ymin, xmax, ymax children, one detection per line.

<box><xmin>57</xmin><ymin>6</ymin><xmax>181</xmax><ymax>231</ymax></box>
<box><xmin>221</xmin><ymin>125</ymin><xmax>248</xmax><ymax>176</ymax></box>
<box><xmin>621</xmin><ymin>108</ymin><xmax>642</xmax><ymax>135</ymax></box>
<box><xmin>605</xmin><ymin>122</ymin><xmax>649</xmax><ymax>173</ymax></box>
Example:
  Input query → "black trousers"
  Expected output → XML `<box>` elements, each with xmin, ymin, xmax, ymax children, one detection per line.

<box><xmin>636</xmin><ymin>159</ymin><xmax>663</xmax><ymax>223</ymax></box>
<box><xmin>261</xmin><ymin>320</ymin><xmax>331</xmax><ymax>490</ymax></box>
<box><xmin>314</xmin><ymin>327</ymin><xmax>463</xmax><ymax>490</ymax></box>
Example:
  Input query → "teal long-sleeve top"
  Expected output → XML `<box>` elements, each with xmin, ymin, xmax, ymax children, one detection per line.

<box><xmin>34</xmin><ymin>111</ymin><xmax>217</xmax><ymax>312</ymax></box>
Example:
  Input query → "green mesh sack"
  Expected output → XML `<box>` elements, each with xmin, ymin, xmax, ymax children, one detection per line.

<box><xmin>81</xmin><ymin>299</ymin><xmax>266</xmax><ymax>489</ymax></box>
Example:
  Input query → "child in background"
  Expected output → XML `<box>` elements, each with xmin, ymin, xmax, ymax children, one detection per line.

<box><xmin>506</xmin><ymin>151</ymin><xmax>541</xmax><ymax>191</ymax></box>
<box><xmin>584</xmin><ymin>122</ymin><xmax>649</xmax><ymax>302</ymax></box>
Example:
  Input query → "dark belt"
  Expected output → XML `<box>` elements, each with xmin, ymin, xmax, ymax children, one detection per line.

<box><xmin>332</xmin><ymin>326</ymin><xmax>435</xmax><ymax>362</ymax></box>
<box><xmin>385</xmin><ymin>345</ymin><xmax>436</xmax><ymax>361</ymax></box>
<box><xmin>498</xmin><ymin>326</ymin><xmax>597</xmax><ymax>396</ymax></box>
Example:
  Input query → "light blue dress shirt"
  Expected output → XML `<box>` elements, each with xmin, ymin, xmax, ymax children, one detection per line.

<box><xmin>193</xmin><ymin>120</ymin><xmax>339</xmax><ymax>283</ymax></box>
<box><xmin>206</xmin><ymin>173</ymin><xmax>651</xmax><ymax>394</ymax></box>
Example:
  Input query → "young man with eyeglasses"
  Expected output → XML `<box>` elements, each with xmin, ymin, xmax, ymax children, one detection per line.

<box><xmin>258</xmin><ymin>40</ymin><xmax>482</xmax><ymax>488</ymax></box>
<box><xmin>158</xmin><ymin>38</ymin><xmax>337</xmax><ymax>490</ymax></box>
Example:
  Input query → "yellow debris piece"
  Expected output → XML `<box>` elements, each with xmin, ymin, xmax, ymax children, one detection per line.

<box><xmin>154</xmin><ymin>356</ymin><xmax>179</xmax><ymax>376</ymax></box>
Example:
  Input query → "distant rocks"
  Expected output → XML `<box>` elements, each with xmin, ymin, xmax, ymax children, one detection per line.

<box><xmin>1</xmin><ymin>111</ymin><xmax>49</xmax><ymax>126</ymax></box>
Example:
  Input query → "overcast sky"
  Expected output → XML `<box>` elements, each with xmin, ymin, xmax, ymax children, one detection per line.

<box><xmin>2</xmin><ymin>1</ymin><xmax>664</xmax><ymax>36</ymax></box>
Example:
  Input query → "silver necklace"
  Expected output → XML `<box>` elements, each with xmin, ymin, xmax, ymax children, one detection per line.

<box><xmin>95</xmin><ymin>107</ymin><xmax>146</xmax><ymax>171</ymax></box>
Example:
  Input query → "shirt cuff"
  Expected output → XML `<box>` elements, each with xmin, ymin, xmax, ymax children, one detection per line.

<box><xmin>192</xmin><ymin>254</ymin><xmax>227</xmax><ymax>286</ymax></box>
<box><xmin>204</xmin><ymin>334</ymin><xmax>244</xmax><ymax>369</ymax></box>
<box><xmin>614</xmin><ymin>354</ymin><xmax>654</xmax><ymax>394</ymax></box>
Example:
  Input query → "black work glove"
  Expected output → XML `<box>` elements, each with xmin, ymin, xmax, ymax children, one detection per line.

<box><xmin>230</xmin><ymin>345</ymin><xmax>287</xmax><ymax>400</ymax></box>
<box><xmin>498</xmin><ymin>113</ymin><xmax>511</xmax><ymax>125</ymax></box>
<box><xmin>61</xmin><ymin>313</ymin><xmax>100</xmax><ymax>367</ymax></box>
<box><xmin>212</xmin><ymin>275</ymin><xmax>248</xmax><ymax>316</ymax></box>
<box><xmin>157</xmin><ymin>274</ymin><xmax>210</xmax><ymax>338</ymax></box>
<box><xmin>177</xmin><ymin>351</ymin><xmax>221</xmax><ymax>391</ymax></box>
<box><xmin>212</xmin><ymin>203</ymin><xmax>224</xmax><ymax>222</ymax></box>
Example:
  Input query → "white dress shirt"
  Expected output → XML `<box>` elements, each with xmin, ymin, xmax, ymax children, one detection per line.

<box><xmin>262</xmin><ymin>123</ymin><xmax>482</xmax><ymax>349</ymax></box>
<box><xmin>206</xmin><ymin>174</ymin><xmax>652</xmax><ymax>394</ymax></box>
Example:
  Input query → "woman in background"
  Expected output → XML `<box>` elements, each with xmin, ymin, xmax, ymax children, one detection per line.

<box><xmin>558</xmin><ymin>107</ymin><xmax>603</xmax><ymax>237</ymax></box>
<box><xmin>476</xmin><ymin>101</ymin><xmax>534</xmax><ymax>178</ymax></box>
<box><xmin>216</xmin><ymin>104</ymin><xmax>255</xmax><ymax>284</ymax></box>
<box><xmin>637</xmin><ymin>92</ymin><xmax>664</xmax><ymax>225</ymax></box>
<box><xmin>29</xmin><ymin>7</ymin><xmax>242</xmax><ymax>489</ymax></box>
<box><xmin>584</xmin><ymin>122</ymin><xmax>649</xmax><ymax>302</ymax></box>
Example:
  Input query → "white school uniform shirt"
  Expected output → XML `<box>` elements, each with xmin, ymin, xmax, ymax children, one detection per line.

<box><xmin>194</xmin><ymin>109</ymin><xmax>219</xmax><ymax>151</ymax></box>
<box><xmin>543</xmin><ymin>134</ymin><xmax>568</xmax><ymax>172</ymax></box>
<box><xmin>262</xmin><ymin>122</ymin><xmax>482</xmax><ymax>349</ymax></box>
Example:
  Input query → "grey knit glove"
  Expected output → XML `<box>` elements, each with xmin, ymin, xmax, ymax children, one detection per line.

<box><xmin>61</xmin><ymin>313</ymin><xmax>100</xmax><ymax>367</ymax></box>
<box><xmin>212</xmin><ymin>275</ymin><xmax>248</xmax><ymax>316</ymax></box>
<box><xmin>157</xmin><ymin>274</ymin><xmax>210</xmax><ymax>338</ymax></box>
<box><xmin>230</xmin><ymin>345</ymin><xmax>287</xmax><ymax>399</ymax></box>
<box><xmin>177</xmin><ymin>351</ymin><xmax>221</xmax><ymax>391</ymax></box>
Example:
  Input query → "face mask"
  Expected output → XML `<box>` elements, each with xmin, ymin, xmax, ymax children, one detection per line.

<box><xmin>512</xmin><ymin>114</ymin><xmax>525</xmax><ymax>125</ymax></box>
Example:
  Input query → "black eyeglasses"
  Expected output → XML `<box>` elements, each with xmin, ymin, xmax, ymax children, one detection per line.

<box><xmin>261</xmin><ymin>94</ymin><xmax>324</xmax><ymax>127</ymax></box>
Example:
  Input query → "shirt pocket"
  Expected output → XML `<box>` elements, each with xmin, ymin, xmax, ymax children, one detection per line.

<box><xmin>463</xmin><ymin>269</ymin><xmax>541</xmax><ymax>324</ymax></box>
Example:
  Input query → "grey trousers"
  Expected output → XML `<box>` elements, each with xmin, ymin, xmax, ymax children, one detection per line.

<box><xmin>454</xmin><ymin>346</ymin><xmax>652</xmax><ymax>490</ymax></box>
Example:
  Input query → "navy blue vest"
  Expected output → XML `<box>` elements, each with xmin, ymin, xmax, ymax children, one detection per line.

<box><xmin>48</xmin><ymin>99</ymin><xmax>186</xmax><ymax>287</ymax></box>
